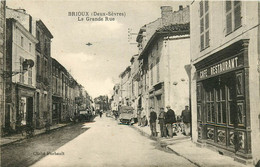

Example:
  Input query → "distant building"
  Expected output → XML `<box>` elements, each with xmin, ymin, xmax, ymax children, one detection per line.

<box><xmin>111</xmin><ymin>84</ymin><xmax>121</xmax><ymax>111</ymax></box>
<box><xmin>129</xmin><ymin>55</ymin><xmax>140</xmax><ymax>114</ymax></box>
<box><xmin>51</xmin><ymin>58</ymin><xmax>63</xmax><ymax>123</ymax></box>
<box><xmin>190</xmin><ymin>1</ymin><xmax>260</xmax><ymax>165</ymax></box>
<box><xmin>119</xmin><ymin>66</ymin><xmax>131</xmax><ymax>106</ymax></box>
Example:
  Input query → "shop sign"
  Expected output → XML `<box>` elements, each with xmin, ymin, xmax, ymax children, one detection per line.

<box><xmin>198</xmin><ymin>56</ymin><xmax>243</xmax><ymax>80</ymax></box>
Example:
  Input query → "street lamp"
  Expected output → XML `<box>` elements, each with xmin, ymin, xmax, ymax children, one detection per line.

<box><xmin>1</xmin><ymin>59</ymin><xmax>34</xmax><ymax>78</ymax></box>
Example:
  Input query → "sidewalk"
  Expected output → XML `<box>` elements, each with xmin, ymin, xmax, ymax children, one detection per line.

<box><xmin>0</xmin><ymin>123</ymin><xmax>70</xmax><ymax>147</ymax></box>
<box><xmin>132</xmin><ymin>123</ymin><xmax>250</xmax><ymax>167</ymax></box>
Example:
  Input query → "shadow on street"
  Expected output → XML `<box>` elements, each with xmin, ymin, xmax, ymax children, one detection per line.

<box><xmin>1</xmin><ymin>122</ymin><xmax>91</xmax><ymax>167</ymax></box>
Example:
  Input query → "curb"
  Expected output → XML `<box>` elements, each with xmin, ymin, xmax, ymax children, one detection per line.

<box><xmin>131</xmin><ymin>125</ymin><xmax>201</xmax><ymax>167</ymax></box>
<box><xmin>165</xmin><ymin>145</ymin><xmax>201</xmax><ymax>167</ymax></box>
<box><xmin>0</xmin><ymin>123</ymin><xmax>72</xmax><ymax>147</ymax></box>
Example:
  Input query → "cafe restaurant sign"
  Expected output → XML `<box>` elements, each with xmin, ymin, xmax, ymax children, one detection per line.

<box><xmin>197</xmin><ymin>55</ymin><xmax>243</xmax><ymax>80</ymax></box>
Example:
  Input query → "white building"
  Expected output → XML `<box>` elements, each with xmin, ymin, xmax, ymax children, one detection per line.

<box><xmin>190</xmin><ymin>1</ymin><xmax>260</xmax><ymax>165</ymax></box>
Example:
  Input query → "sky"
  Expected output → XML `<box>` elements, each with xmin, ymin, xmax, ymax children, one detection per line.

<box><xmin>7</xmin><ymin>0</ymin><xmax>191</xmax><ymax>98</ymax></box>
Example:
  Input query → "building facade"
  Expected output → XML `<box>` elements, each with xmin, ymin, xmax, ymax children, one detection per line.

<box><xmin>119</xmin><ymin>66</ymin><xmax>131</xmax><ymax>106</ymax></box>
<box><xmin>51</xmin><ymin>58</ymin><xmax>63</xmax><ymax>123</ymax></box>
<box><xmin>136</xmin><ymin>5</ymin><xmax>190</xmax><ymax>118</ymax></box>
<box><xmin>0</xmin><ymin>0</ymin><xmax>6</xmax><ymax>136</ymax></box>
<box><xmin>190</xmin><ymin>1</ymin><xmax>260</xmax><ymax>165</ymax></box>
<box><xmin>35</xmin><ymin>20</ymin><xmax>53</xmax><ymax>128</ymax></box>
<box><xmin>5</xmin><ymin>18</ymin><xmax>38</xmax><ymax>131</ymax></box>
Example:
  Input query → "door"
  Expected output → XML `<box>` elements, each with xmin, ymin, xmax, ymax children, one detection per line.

<box><xmin>27</xmin><ymin>97</ymin><xmax>33</xmax><ymax>125</ymax></box>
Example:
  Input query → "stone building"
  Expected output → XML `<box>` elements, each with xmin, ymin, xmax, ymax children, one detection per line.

<box><xmin>5</xmin><ymin>18</ymin><xmax>38</xmax><ymax>131</ymax></box>
<box><xmin>0</xmin><ymin>0</ymin><xmax>6</xmax><ymax>136</ymax></box>
<box><xmin>129</xmin><ymin>54</ymin><xmax>140</xmax><ymax>113</ymax></box>
<box><xmin>51</xmin><ymin>58</ymin><xmax>63</xmax><ymax>123</ymax></box>
<box><xmin>35</xmin><ymin>20</ymin><xmax>53</xmax><ymax>128</ymax></box>
<box><xmin>119</xmin><ymin>66</ymin><xmax>131</xmax><ymax>106</ymax></box>
<box><xmin>6</xmin><ymin>7</ymin><xmax>54</xmax><ymax>129</ymax></box>
<box><xmin>111</xmin><ymin>84</ymin><xmax>121</xmax><ymax>111</ymax></box>
<box><xmin>190</xmin><ymin>1</ymin><xmax>260</xmax><ymax>165</ymax></box>
<box><xmin>136</xmin><ymin>5</ymin><xmax>190</xmax><ymax>118</ymax></box>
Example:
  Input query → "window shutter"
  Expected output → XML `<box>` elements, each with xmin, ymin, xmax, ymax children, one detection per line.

<box><xmin>226</xmin><ymin>1</ymin><xmax>232</xmax><ymax>12</ymax></box>
<box><xmin>205</xmin><ymin>0</ymin><xmax>209</xmax><ymax>12</ymax></box>
<box><xmin>200</xmin><ymin>1</ymin><xmax>203</xmax><ymax>17</ymax></box>
<box><xmin>205</xmin><ymin>31</ymin><xmax>209</xmax><ymax>47</ymax></box>
<box><xmin>234</xmin><ymin>3</ymin><xmax>241</xmax><ymax>29</ymax></box>
<box><xmin>205</xmin><ymin>13</ymin><xmax>209</xmax><ymax>29</ymax></box>
<box><xmin>200</xmin><ymin>18</ymin><xmax>204</xmax><ymax>34</ymax></box>
<box><xmin>200</xmin><ymin>34</ymin><xmax>204</xmax><ymax>50</ymax></box>
<box><xmin>226</xmin><ymin>12</ymin><xmax>232</xmax><ymax>34</ymax></box>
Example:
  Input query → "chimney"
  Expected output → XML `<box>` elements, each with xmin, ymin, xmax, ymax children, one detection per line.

<box><xmin>161</xmin><ymin>6</ymin><xmax>173</xmax><ymax>19</ymax></box>
<box><xmin>179</xmin><ymin>5</ymin><xmax>183</xmax><ymax>11</ymax></box>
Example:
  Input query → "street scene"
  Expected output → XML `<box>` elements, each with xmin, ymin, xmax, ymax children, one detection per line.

<box><xmin>0</xmin><ymin>0</ymin><xmax>260</xmax><ymax>167</ymax></box>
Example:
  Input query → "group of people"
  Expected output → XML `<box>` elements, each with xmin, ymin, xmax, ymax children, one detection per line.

<box><xmin>149</xmin><ymin>105</ymin><xmax>177</xmax><ymax>138</ymax></box>
<box><xmin>148</xmin><ymin>105</ymin><xmax>191</xmax><ymax>138</ymax></box>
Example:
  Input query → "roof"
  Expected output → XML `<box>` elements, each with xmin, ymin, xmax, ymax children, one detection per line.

<box><xmin>156</xmin><ymin>23</ymin><xmax>190</xmax><ymax>34</ymax></box>
<box><xmin>36</xmin><ymin>20</ymin><xmax>54</xmax><ymax>39</ymax></box>
<box><xmin>119</xmin><ymin>66</ymin><xmax>131</xmax><ymax>78</ymax></box>
<box><xmin>138</xmin><ymin>23</ymin><xmax>190</xmax><ymax>60</ymax></box>
<box><xmin>136</xmin><ymin>26</ymin><xmax>146</xmax><ymax>43</ymax></box>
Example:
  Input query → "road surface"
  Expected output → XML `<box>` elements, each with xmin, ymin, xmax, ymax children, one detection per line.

<box><xmin>31</xmin><ymin>116</ymin><xmax>195</xmax><ymax>167</ymax></box>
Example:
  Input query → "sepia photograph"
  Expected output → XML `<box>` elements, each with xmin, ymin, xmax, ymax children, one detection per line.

<box><xmin>0</xmin><ymin>0</ymin><xmax>260</xmax><ymax>166</ymax></box>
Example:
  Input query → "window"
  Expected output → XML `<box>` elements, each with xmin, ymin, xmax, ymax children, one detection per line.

<box><xmin>28</xmin><ymin>67</ymin><xmax>32</xmax><ymax>85</ymax></box>
<box><xmin>36</xmin><ymin>30</ymin><xmax>40</xmax><ymax>50</ymax></box>
<box><xmin>156</xmin><ymin>57</ymin><xmax>159</xmax><ymax>83</ymax></box>
<box><xmin>21</xmin><ymin>36</ymin><xmax>24</xmax><ymax>47</ymax></box>
<box><xmin>226</xmin><ymin>1</ymin><xmax>241</xmax><ymax>34</ymax></box>
<box><xmin>216</xmin><ymin>85</ymin><xmax>226</xmax><ymax>124</ymax></box>
<box><xmin>37</xmin><ymin>55</ymin><xmax>40</xmax><ymax>76</ymax></box>
<box><xmin>19</xmin><ymin>57</ymin><xmax>24</xmax><ymax>83</ymax></box>
<box><xmin>206</xmin><ymin>89</ymin><xmax>215</xmax><ymax>122</ymax></box>
<box><xmin>44</xmin><ymin>59</ymin><xmax>48</xmax><ymax>77</ymax></box>
<box><xmin>200</xmin><ymin>0</ymin><xmax>210</xmax><ymax>50</ymax></box>
<box><xmin>150</xmin><ymin>64</ymin><xmax>153</xmax><ymax>86</ymax></box>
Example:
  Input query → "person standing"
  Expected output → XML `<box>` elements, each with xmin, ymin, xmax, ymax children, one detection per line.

<box><xmin>181</xmin><ymin>105</ymin><xmax>191</xmax><ymax>136</ymax></box>
<box><xmin>158</xmin><ymin>107</ymin><xmax>167</xmax><ymax>137</ymax></box>
<box><xmin>149</xmin><ymin>107</ymin><xmax>157</xmax><ymax>137</ymax></box>
<box><xmin>141</xmin><ymin>108</ymin><xmax>147</xmax><ymax>127</ymax></box>
<box><xmin>165</xmin><ymin>105</ymin><xmax>176</xmax><ymax>138</ymax></box>
<box><xmin>99</xmin><ymin>110</ymin><xmax>103</xmax><ymax>118</ymax></box>
<box><xmin>137</xmin><ymin>108</ymin><xmax>142</xmax><ymax>126</ymax></box>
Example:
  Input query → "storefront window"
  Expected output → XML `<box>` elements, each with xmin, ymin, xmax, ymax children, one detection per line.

<box><xmin>216</xmin><ymin>86</ymin><xmax>226</xmax><ymax>124</ymax></box>
<box><xmin>206</xmin><ymin>89</ymin><xmax>215</xmax><ymax>123</ymax></box>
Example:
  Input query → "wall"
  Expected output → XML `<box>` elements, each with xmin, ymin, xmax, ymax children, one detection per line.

<box><xmin>6</xmin><ymin>8</ymin><xmax>36</xmax><ymax>37</ymax></box>
<box><xmin>0</xmin><ymin>1</ymin><xmax>6</xmax><ymax>135</ymax></box>
<box><xmin>11</xmin><ymin>21</ymin><xmax>37</xmax><ymax>87</ymax></box>
<box><xmin>165</xmin><ymin>36</ymin><xmax>190</xmax><ymax>115</ymax></box>
<box><xmin>190</xmin><ymin>1</ymin><xmax>260</xmax><ymax>164</ymax></box>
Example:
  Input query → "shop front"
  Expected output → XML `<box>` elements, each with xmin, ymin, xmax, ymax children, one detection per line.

<box><xmin>15</xmin><ymin>83</ymin><xmax>36</xmax><ymax>130</ymax></box>
<box><xmin>52</xmin><ymin>96</ymin><xmax>62</xmax><ymax>124</ymax></box>
<box><xmin>148</xmin><ymin>82</ymin><xmax>164</xmax><ymax>115</ymax></box>
<box><xmin>194</xmin><ymin>39</ymin><xmax>252</xmax><ymax>161</ymax></box>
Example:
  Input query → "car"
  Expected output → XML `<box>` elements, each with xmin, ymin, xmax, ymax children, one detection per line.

<box><xmin>119</xmin><ymin>106</ymin><xmax>135</xmax><ymax>125</ymax></box>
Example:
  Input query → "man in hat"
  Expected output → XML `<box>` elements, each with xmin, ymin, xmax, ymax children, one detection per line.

<box><xmin>149</xmin><ymin>107</ymin><xmax>157</xmax><ymax>137</ymax></box>
<box><xmin>165</xmin><ymin>105</ymin><xmax>176</xmax><ymax>138</ymax></box>
<box><xmin>158</xmin><ymin>107</ymin><xmax>167</xmax><ymax>137</ymax></box>
<box><xmin>181</xmin><ymin>105</ymin><xmax>191</xmax><ymax>136</ymax></box>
